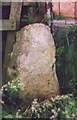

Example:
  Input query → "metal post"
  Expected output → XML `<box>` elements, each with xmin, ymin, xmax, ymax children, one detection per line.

<box><xmin>75</xmin><ymin>1</ymin><xmax>77</xmax><ymax>24</ymax></box>
<box><xmin>59</xmin><ymin>1</ymin><xmax>60</xmax><ymax>15</ymax></box>
<box><xmin>46</xmin><ymin>1</ymin><xmax>53</xmax><ymax>34</ymax></box>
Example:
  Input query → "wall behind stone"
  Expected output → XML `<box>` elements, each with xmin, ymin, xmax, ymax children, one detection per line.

<box><xmin>52</xmin><ymin>1</ymin><xmax>77</xmax><ymax>18</ymax></box>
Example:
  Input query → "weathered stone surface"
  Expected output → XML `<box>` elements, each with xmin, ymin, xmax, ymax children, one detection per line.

<box><xmin>8</xmin><ymin>23</ymin><xmax>59</xmax><ymax>101</ymax></box>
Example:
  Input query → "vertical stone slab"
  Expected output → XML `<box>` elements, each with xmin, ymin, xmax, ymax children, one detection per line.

<box><xmin>8</xmin><ymin>23</ymin><xmax>59</xmax><ymax>101</ymax></box>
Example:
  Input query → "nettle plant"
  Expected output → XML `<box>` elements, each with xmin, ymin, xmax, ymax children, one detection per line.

<box><xmin>1</xmin><ymin>77</ymin><xmax>77</xmax><ymax>119</ymax></box>
<box><xmin>1</xmin><ymin>79</ymin><xmax>22</xmax><ymax>109</ymax></box>
<box><xmin>56</xmin><ymin>25</ymin><xmax>77</xmax><ymax>95</ymax></box>
<box><xmin>18</xmin><ymin>94</ymin><xmax>77</xmax><ymax>119</ymax></box>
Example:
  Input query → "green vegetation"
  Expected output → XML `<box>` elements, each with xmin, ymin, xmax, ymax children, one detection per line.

<box><xmin>21</xmin><ymin>94</ymin><xmax>77</xmax><ymax>119</ymax></box>
<box><xmin>56</xmin><ymin>26</ymin><xmax>77</xmax><ymax>95</ymax></box>
<box><xmin>41</xmin><ymin>15</ymin><xmax>51</xmax><ymax>24</ymax></box>
<box><xmin>1</xmin><ymin>82</ymin><xmax>77</xmax><ymax>119</ymax></box>
<box><xmin>1</xmin><ymin>80</ymin><xmax>22</xmax><ymax>118</ymax></box>
<box><xmin>21</xmin><ymin>15</ymin><xmax>34</xmax><ymax>24</ymax></box>
<box><xmin>21</xmin><ymin>15</ymin><xmax>51</xmax><ymax>25</ymax></box>
<box><xmin>54</xmin><ymin>14</ymin><xmax>65</xmax><ymax>20</ymax></box>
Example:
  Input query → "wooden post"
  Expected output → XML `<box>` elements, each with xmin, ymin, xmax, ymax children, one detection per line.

<box><xmin>0</xmin><ymin>19</ymin><xmax>16</xmax><ymax>31</ymax></box>
<box><xmin>3</xmin><ymin>2</ymin><xmax>22</xmax><ymax>83</ymax></box>
<box><xmin>10</xmin><ymin>2</ymin><xmax>22</xmax><ymax>30</ymax></box>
